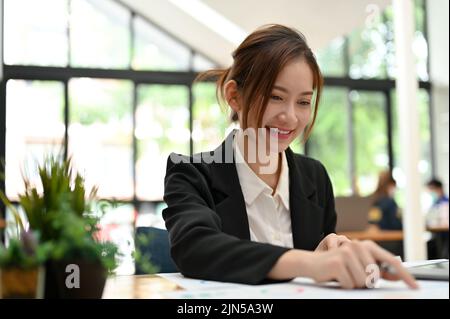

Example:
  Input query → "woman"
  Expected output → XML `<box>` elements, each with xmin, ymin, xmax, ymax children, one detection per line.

<box><xmin>369</xmin><ymin>170</ymin><xmax>403</xmax><ymax>230</ymax></box>
<box><xmin>163</xmin><ymin>24</ymin><xmax>417</xmax><ymax>289</ymax></box>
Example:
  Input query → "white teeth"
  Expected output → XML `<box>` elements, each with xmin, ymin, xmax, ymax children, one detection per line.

<box><xmin>269</xmin><ymin>127</ymin><xmax>290</xmax><ymax>135</ymax></box>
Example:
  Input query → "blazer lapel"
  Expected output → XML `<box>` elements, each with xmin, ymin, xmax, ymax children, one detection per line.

<box><xmin>207</xmin><ymin>132</ymin><xmax>325</xmax><ymax>248</ymax></box>
<box><xmin>209</xmin><ymin>131</ymin><xmax>251</xmax><ymax>240</ymax></box>
<box><xmin>286</xmin><ymin>148</ymin><xmax>325</xmax><ymax>250</ymax></box>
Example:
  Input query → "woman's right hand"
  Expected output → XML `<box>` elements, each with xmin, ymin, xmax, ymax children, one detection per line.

<box><xmin>308</xmin><ymin>240</ymin><xmax>418</xmax><ymax>289</ymax></box>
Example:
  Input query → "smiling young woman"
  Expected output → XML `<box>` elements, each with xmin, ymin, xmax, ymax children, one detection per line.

<box><xmin>162</xmin><ymin>24</ymin><xmax>417</xmax><ymax>290</ymax></box>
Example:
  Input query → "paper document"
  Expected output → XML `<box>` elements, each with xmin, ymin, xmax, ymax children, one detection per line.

<box><xmin>160</xmin><ymin>273</ymin><xmax>449</xmax><ymax>299</ymax></box>
<box><xmin>158</xmin><ymin>273</ymin><xmax>247</xmax><ymax>291</ymax></box>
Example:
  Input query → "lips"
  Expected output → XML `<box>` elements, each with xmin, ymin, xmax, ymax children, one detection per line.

<box><xmin>266</xmin><ymin>126</ymin><xmax>294</xmax><ymax>140</ymax></box>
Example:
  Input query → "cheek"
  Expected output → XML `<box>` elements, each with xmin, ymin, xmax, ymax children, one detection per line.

<box><xmin>296</xmin><ymin>109</ymin><xmax>312</xmax><ymax>128</ymax></box>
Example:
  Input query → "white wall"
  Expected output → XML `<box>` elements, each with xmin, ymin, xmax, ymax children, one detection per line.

<box><xmin>427</xmin><ymin>0</ymin><xmax>449</xmax><ymax>194</ymax></box>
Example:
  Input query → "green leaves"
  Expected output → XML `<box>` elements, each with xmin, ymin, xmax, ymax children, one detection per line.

<box><xmin>133</xmin><ymin>233</ymin><xmax>160</xmax><ymax>275</ymax></box>
<box><xmin>0</xmin><ymin>155</ymin><xmax>119</xmax><ymax>273</ymax></box>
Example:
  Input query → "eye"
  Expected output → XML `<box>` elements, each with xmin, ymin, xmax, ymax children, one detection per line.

<box><xmin>298</xmin><ymin>100</ymin><xmax>311</xmax><ymax>106</ymax></box>
<box><xmin>270</xmin><ymin>95</ymin><xmax>283</xmax><ymax>101</ymax></box>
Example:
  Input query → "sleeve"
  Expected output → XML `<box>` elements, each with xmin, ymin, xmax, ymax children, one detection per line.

<box><xmin>319</xmin><ymin>162</ymin><xmax>338</xmax><ymax>235</ymax></box>
<box><xmin>162</xmin><ymin>154</ymin><xmax>291</xmax><ymax>284</ymax></box>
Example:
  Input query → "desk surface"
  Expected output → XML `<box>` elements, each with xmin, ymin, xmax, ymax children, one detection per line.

<box><xmin>103</xmin><ymin>273</ymin><xmax>449</xmax><ymax>299</ymax></box>
<box><xmin>338</xmin><ymin>226</ymin><xmax>449</xmax><ymax>241</ymax></box>
<box><xmin>338</xmin><ymin>229</ymin><xmax>404</xmax><ymax>241</ymax></box>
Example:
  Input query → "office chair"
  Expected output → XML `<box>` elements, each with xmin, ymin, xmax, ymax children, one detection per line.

<box><xmin>135</xmin><ymin>226</ymin><xmax>178</xmax><ymax>274</ymax></box>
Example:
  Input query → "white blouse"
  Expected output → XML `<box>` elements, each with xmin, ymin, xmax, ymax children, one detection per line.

<box><xmin>234</xmin><ymin>133</ymin><xmax>294</xmax><ymax>248</ymax></box>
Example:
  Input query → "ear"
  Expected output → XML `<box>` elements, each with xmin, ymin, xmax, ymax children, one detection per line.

<box><xmin>224</xmin><ymin>80</ymin><xmax>241</xmax><ymax>113</ymax></box>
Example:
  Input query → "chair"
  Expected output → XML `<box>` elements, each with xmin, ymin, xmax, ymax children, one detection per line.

<box><xmin>335</xmin><ymin>195</ymin><xmax>372</xmax><ymax>232</ymax></box>
<box><xmin>135</xmin><ymin>226</ymin><xmax>178</xmax><ymax>274</ymax></box>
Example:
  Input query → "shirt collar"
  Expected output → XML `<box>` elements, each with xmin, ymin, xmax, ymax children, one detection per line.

<box><xmin>234</xmin><ymin>132</ymin><xmax>290</xmax><ymax>208</ymax></box>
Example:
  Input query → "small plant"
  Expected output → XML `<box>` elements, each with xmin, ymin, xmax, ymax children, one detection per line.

<box><xmin>133</xmin><ymin>232</ymin><xmax>160</xmax><ymax>274</ymax></box>
<box><xmin>0</xmin><ymin>230</ymin><xmax>49</xmax><ymax>270</ymax></box>
<box><xmin>0</xmin><ymin>155</ymin><xmax>119</xmax><ymax>272</ymax></box>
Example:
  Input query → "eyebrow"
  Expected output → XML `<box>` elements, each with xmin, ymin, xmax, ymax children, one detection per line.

<box><xmin>273</xmin><ymin>85</ymin><xmax>313</xmax><ymax>96</ymax></box>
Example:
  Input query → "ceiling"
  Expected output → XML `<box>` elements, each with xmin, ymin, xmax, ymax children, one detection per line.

<box><xmin>120</xmin><ymin>0</ymin><xmax>390</xmax><ymax>67</ymax></box>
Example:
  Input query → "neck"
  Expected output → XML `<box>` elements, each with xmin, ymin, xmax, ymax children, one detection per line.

<box><xmin>241</xmin><ymin>135</ymin><xmax>282</xmax><ymax>192</ymax></box>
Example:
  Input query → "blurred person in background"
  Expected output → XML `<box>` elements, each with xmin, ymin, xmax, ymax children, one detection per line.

<box><xmin>425</xmin><ymin>178</ymin><xmax>449</xmax><ymax>259</ymax></box>
<box><xmin>368</xmin><ymin>170</ymin><xmax>403</xmax><ymax>230</ymax></box>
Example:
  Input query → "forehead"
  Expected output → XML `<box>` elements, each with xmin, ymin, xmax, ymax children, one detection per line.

<box><xmin>273</xmin><ymin>58</ymin><xmax>314</xmax><ymax>91</ymax></box>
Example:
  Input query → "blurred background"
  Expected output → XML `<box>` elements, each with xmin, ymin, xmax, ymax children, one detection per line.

<box><xmin>0</xmin><ymin>0</ymin><xmax>448</xmax><ymax>274</ymax></box>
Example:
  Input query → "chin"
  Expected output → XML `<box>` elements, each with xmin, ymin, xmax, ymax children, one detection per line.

<box><xmin>267</xmin><ymin>140</ymin><xmax>290</xmax><ymax>154</ymax></box>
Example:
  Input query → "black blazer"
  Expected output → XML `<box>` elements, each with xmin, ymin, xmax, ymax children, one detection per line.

<box><xmin>163</xmin><ymin>131</ymin><xmax>337</xmax><ymax>284</ymax></box>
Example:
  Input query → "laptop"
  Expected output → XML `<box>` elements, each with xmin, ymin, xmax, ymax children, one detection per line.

<box><xmin>335</xmin><ymin>196</ymin><xmax>373</xmax><ymax>232</ymax></box>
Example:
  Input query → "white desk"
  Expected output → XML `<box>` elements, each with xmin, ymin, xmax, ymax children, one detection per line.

<box><xmin>103</xmin><ymin>272</ymin><xmax>449</xmax><ymax>299</ymax></box>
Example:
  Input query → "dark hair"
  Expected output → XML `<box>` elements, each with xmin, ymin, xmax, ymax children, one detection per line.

<box><xmin>373</xmin><ymin>170</ymin><xmax>396</xmax><ymax>201</ymax></box>
<box><xmin>196</xmin><ymin>24</ymin><xmax>323</xmax><ymax>142</ymax></box>
<box><xmin>427</xmin><ymin>178</ymin><xmax>443</xmax><ymax>189</ymax></box>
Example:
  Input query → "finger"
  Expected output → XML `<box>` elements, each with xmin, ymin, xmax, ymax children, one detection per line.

<box><xmin>327</xmin><ymin>237</ymin><xmax>339</xmax><ymax>250</ymax></box>
<box><xmin>368</xmin><ymin>243</ymin><xmax>419</xmax><ymax>289</ymax></box>
<box><xmin>342</xmin><ymin>245</ymin><xmax>367</xmax><ymax>288</ymax></box>
<box><xmin>337</xmin><ymin>235</ymin><xmax>351</xmax><ymax>247</ymax></box>
<box><xmin>353</xmin><ymin>241</ymin><xmax>378</xmax><ymax>288</ymax></box>
<box><xmin>336</xmin><ymin>263</ymin><xmax>354</xmax><ymax>289</ymax></box>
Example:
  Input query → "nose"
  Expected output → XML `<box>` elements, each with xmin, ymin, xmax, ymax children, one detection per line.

<box><xmin>277</xmin><ymin>101</ymin><xmax>298</xmax><ymax>125</ymax></box>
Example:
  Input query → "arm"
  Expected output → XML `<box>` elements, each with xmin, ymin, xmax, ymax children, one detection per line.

<box><xmin>163</xmin><ymin>155</ymin><xmax>290</xmax><ymax>284</ymax></box>
<box><xmin>268</xmin><ymin>242</ymin><xmax>418</xmax><ymax>289</ymax></box>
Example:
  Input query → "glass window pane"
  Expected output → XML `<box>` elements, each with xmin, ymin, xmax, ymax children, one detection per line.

<box><xmin>68</xmin><ymin>78</ymin><xmax>133</xmax><ymax>199</ymax></box>
<box><xmin>70</xmin><ymin>0</ymin><xmax>130</xmax><ymax>68</ymax></box>
<box><xmin>97</xmin><ymin>203</ymin><xmax>135</xmax><ymax>275</ymax></box>
<box><xmin>133</xmin><ymin>17</ymin><xmax>190</xmax><ymax>71</ymax></box>
<box><xmin>192</xmin><ymin>54</ymin><xmax>217</xmax><ymax>72</ymax></box>
<box><xmin>316</xmin><ymin>37</ymin><xmax>346</xmax><ymax>77</ymax></box>
<box><xmin>5</xmin><ymin>80</ymin><xmax>65</xmax><ymax>199</ymax></box>
<box><xmin>4</xmin><ymin>0</ymin><xmax>68</xmax><ymax>66</ymax></box>
<box><xmin>383</xmin><ymin>1</ymin><xmax>429</xmax><ymax>81</ymax></box>
<box><xmin>136</xmin><ymin>202</ymin><xmax>166</xmax><ymax>229</ymax></box>
<box><xmin>348</xmin><ymin>13</ymin><xmax>388</xmax><ymax>79</ymax></box>
<box><xmin>192</xmin><ymin>82</ymin><xmax>230</xmax><ymax>153</ymax></box>
<box><xmin>136</xmin><ymin>85</ymin><xmax>190</xmax><ymax>200</ymax></box>
<box><xmin>308</xmin><ymin>88</ymin><xmax>351</xmax><ymax>196</ymax></box>
<box><xmin>392</xmin><ymin>89</ymin><xmax>432</xmax><ymax>193</ymax></box>
<box><xmin>353</xmin><ymin>91</ymin><xmax>388</xmax><ymax>196</ymax></box>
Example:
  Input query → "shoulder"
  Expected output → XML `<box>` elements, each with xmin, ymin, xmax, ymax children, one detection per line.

<box><xmin>289</xmin><ymin>151</ymin><xmax>330</xmax><ymax>179</ymax></box>
<box><xmin>166</xmin><ymin>151</ymin><xmax>215</xmax><ymax>177</ymax></box>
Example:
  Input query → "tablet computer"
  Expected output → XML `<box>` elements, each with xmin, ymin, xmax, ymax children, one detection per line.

<box><xmin>407</xmin><ymin>260</ymin><xmax>449</xmax><ymax>281</ymax></box>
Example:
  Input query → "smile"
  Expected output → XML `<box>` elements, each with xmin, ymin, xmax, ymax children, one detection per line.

<box><xmin>265</xmin><ymin>127</ymin><xmax>294</xmax><ymax>140</ymax></box>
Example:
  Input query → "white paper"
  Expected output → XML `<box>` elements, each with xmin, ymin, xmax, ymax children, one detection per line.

<box><xmin>158</xmin><ymin>273</ymin><xmax>247</xmax><ymax>291</ymax></box>
<box><xmin>162</xmin><ymin>275</ymin><xmax>449</xmax><ymax>299</ymax></box>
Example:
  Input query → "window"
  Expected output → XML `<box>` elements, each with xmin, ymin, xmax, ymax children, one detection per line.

<box><xmin>70</xmin><ymin>0</ymin><xmax>131</xmax><ymax>68</ymax></box>
<box><xmin>4</xmin><ymin>0</ymin><xmax>69</xmax><ymax>66</ymax></box>
<box><xmin>380</xmin><ymin>0</ymin><xmax>429</xmax><ymax>81</ymax></box>
<box><xmin>5</xmin><ymin>80</ymin><xmax>65</xmax><ymax>199</ymax></box>
<box><xmin>392</xmin><ymin>89</ymin><xmax>432</xmax><ymax>183</ymax></box>
<box><xmin>192</xmin><ymin>82</ymin><xmax>230</xmax><ymax>153</ymax></box>
<box><xmin>68</xmin><ymin>78</ymin><xmax>134</xmax><ymax>200</ymax></box>
<box><xmin>133</xmin><ymin>16</ymin><xmax>190</xmax><ymax>71</ymax></box>
<box><xmin>308</xmin><ymin>88</ymin><xmax>351</xmax><ymax>196</ymax></box>
<box><xmin>316</xmin><ymin>37</ymin><xmax>346</xmax><ymax>77</ymax></box>
<box><xmin>352</xmin><ymin>91</ymin><xmax>389</xmax><ymax>196</ymax></box>
<box><xmin>348</xmin><ymin>14</ymin><xmax>388</xmax><ymax>79</ymax></box>
<box><xmin>192</xmin><ymin>53</ymin><xmax>216</xmax><ymax>72</ymax></box>
<box><xmin>135</xmin><ymin>85</ymin><xmax>190</xmax><ymax>201</ymax></box>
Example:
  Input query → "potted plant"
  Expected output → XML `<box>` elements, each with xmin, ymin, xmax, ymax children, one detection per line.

<box><xmin>0</xmin><ymin>229</ymin><xmax>48</xmax><ymax>298</ymax></box>
<box><xmin>1</xmin><ymin>155</ymin><xmax>119</xmax><ymax>298</ymax></box>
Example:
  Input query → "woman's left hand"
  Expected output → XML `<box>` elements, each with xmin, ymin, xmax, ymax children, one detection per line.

<box><xmin>315</xmin><ymin>233</ymin><xmax>351</xmax><ymax>252</ymax></box>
